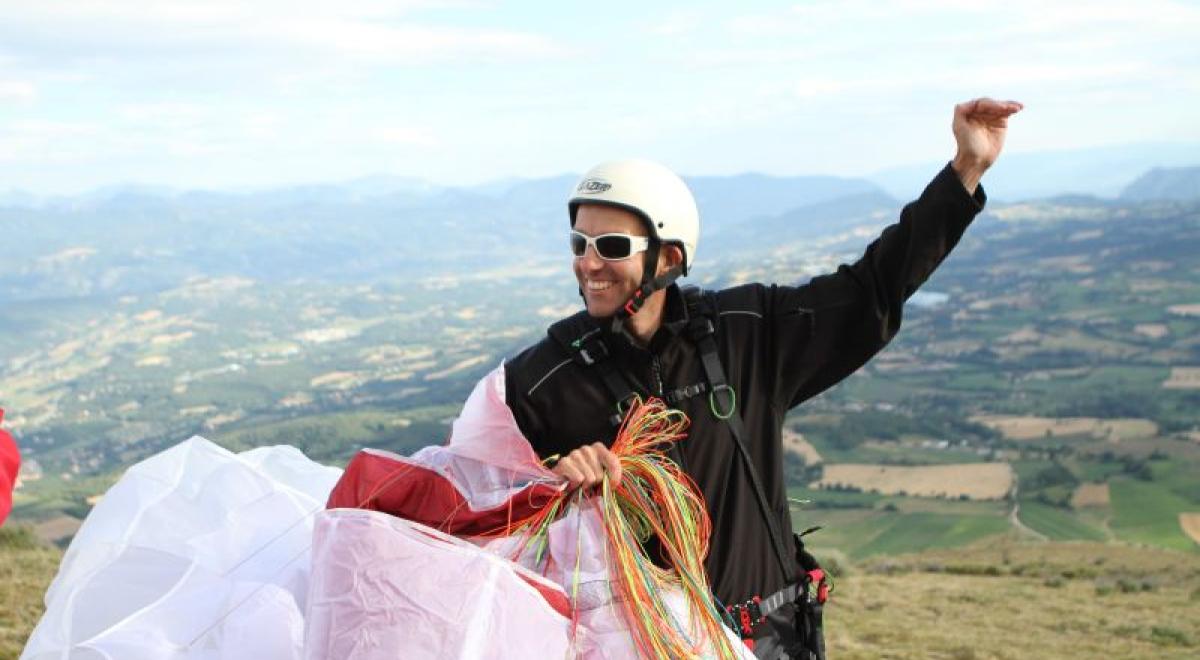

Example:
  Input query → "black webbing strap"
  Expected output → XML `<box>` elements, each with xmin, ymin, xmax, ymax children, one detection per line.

<box><xmin>684</xmin><ymin>288</ymin><xmax>794</xmax><ymax>583</ymax></box>
<box><xmin>554</xmin><ymin>324</ymin><xmax>639</xmax><ymax>428</ymax></box>
<box><xmin>547</xmin><ymin>312</ymin><xmax>690</xmax><ymax>466</ymax></box>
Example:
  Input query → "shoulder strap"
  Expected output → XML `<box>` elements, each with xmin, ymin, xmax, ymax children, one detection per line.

<box><xmin>683</xmin><ymin>288</ymin><xmax>794</xmax><ymax>583</ymax></box>
<box><xmin>548</xmin><ymin>312</ymin><xmax>638</xmax><ymax>427</ymax></box>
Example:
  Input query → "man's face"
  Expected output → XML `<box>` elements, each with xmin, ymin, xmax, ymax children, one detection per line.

<box><xmin>572</xmin><ymin>204</ymin><xmax>649</xmax><ymax>318</ymax></box>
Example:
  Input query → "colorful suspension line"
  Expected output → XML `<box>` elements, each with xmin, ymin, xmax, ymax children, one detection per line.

<box><xmin>498</xmin><ymin>397</ymin><xmax>741</xmax><ymax>660</ymax></box>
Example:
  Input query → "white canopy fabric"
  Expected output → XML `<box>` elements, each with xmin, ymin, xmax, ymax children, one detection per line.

<box><xmin>24</xmin><ymin>365</ymin><xmax>752</xmax><ymax>659</ymax></box>
<box><xmin>22</xmin><ymin>437</ymin><xmax>342</xmax><ymax>660</ymax></box>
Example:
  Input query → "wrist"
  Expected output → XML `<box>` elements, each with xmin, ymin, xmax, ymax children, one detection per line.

<box><xmin>951</xmin><ymin>154</ymin><xmax>987</xmax><ymax>195</ymax></box>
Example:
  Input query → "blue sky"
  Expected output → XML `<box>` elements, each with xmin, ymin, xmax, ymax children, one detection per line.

<box><xmin>1</xmin><ymin>0</ymin><xmax>1197</xmax><ymax>193</ymax></box>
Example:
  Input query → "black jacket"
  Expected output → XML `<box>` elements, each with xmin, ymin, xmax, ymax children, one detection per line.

<box><xmin>504</xmin><ymin>164</ymin><xmax>985</xmax><ymax>605</ymax></box>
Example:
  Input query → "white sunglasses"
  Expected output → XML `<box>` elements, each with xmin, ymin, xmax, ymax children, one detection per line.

<box><xmin>569</xmin><ymin>230</ymin><xmax>651</xmax><ymax>261</ymax></box>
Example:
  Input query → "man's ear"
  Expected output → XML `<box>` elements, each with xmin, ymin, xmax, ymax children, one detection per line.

<box><xmin>658</xmin><ymin>244</ymin><xmax>684</xmax><ymax>275</ymax></box>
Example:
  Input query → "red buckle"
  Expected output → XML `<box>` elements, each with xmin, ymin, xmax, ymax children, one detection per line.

<box><xmin>807</xmin><ymin>569</ymin><xmax>829</xmax><ymax>604</ymax></box>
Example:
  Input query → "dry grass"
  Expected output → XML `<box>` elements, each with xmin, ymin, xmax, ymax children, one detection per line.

<box><xmin>423</xmin><ymin>354</ymin><xmax>491</xmax><ymax>381</ymax></box>
<box><xmin>1071</xmin><ymin>482</ymin><xmax>1111</xmax><ymax>508</ymax></box>
<box><xmin>782</xmin><ymin>429</ymin><xmax>823</xmax><ymax>465</ymax></box>
<box><xmin>833</xmin><ymin>541</ymin><xmax>1200</xmax><ymax>659</ymax></box>
<box><xmin>1167</xmin><ymin>303</ymin><xmax>1200</xmax><ymax>317</ymax></box>
<box><xmin>1163</xmin><ymin>368</ymin><xmax>1200</xmax><ymax>390</ymax></box>
<box><xmin>309</xmin><ymin>371</ymin><xmax>363</xmax><ymax>389</ymax></box>
<box><xmin>0</xmin><ymin>529</ymin><xmax>60</xmax><ymax>659</ymax></box>
<box><xmin>813</xmin><ymin>463</ymin><xmax>1013</xmax><ymax>500</ymax></box>
<box><xmin>1180</xmin><ymin>514</ymin><xmax>1200</xmax><ymax>546</ymax></box>
<box><xmin>31</xmin><ymin>516</ymin><xmax>80</xmax><ymax>547</ymax></box>
<box><xmin>970</xmin><ymin>415</ymin><xmax>1158</xmax><ymax>442</ymax></box>
<box><xmin>1134</xmin><ymin>323</ymin><xmax>1170</xmax><ymax>339</ymax></box>
<box><xmin>6</xmin><ymin>532</ymin><xmax>1198</xmax><ymax>660</ymax></box>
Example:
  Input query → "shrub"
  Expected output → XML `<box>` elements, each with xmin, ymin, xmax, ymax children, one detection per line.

<box><xmin>0</xmin><ymin>524</ymin><xmax>44</xmax><ymax>551</ymax></box>
<box><xmin>816</xmin><ymin>549</ymin><xmax>851</xmax><ymax>578</ymax></box>
<box><xmin>1149</xmin><ymin>626</ymin><xmax>1192</xmax><ymax>647</ymax></box>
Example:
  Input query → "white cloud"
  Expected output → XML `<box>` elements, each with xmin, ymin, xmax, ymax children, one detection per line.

<box><xmin>117</xmin><ymin>102</ymin><xmax>208</xmax><ymax>124</ymax></box>
<box><xmin>645</xmin><ymin>10</ymin><xmax>704</xmax><ymax>36</ymax></box>
<box><xmin>0</xmin><ymin>2</ymin><xmax>567</xmax><ymax>69</ymax></box>
<box><xmin>0</xmin><ymin>120</ymin><xmax>104</xmax><ymax>163</ymax></box>
<box><xmin>0</xmin><ymin>79</ymin><xmax>36</xmax><ymax>103</ymax></box>
<box><xmin>373</xmin><ymin>126</ymin><xmax>439</xmax><ymax>147</ymax></box>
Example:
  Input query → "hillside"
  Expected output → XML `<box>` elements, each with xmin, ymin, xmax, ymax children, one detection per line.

<box><xmin>4</xmin><ymin>528</ymin><xmax>1196</xmax><ymax>659</ymax></box>
<box><xmin>5</xmin><ymin>190</ymin><xmax>1200</xmax><ymax>556</ymax></box>
<box><xmin>1120</xmin><ymin>165</ymin><xmax>1200</xmax><ymax>201</ymax></box>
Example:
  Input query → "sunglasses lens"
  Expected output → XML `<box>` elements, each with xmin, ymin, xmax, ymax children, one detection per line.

<box><xmin>594</xmin><ymin>235</ymin><xmax>632</xmax><ymax>259</ymax></box>
<box><xmin>569</xmin><ymin>233</ymin><xmax>587</xmax><ymax>256</ymax></box>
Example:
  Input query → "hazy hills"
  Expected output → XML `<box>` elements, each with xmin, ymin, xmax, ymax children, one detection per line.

<box><xmin>869</xmin><ymin>141</ymin><xmax>1200</xmax><ymax>201</ymax></box>
<box><xmin>1121</xmin><ymin>166</ymin><xmax>1200</xmax><ymax>201</ymax></box>
<box><xmin>5</xmin><ymin>147</ymin><xmax>1196</xmax><ymax>306</ymax></box>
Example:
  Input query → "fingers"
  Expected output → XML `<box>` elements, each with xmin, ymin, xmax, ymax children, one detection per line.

<box><xmin>957</xmin><ymin>97</ymin><xmax>1024</xmax><ymax>119</ymax></box>
<box><xmin>600</xmin><ymin>447</ymin><xmax>622</xmax><ymax>487</ymax></box>
<box><xmin>551</xmin><ymin>442</ymin><xmax>621</xmax><ymax>492</ymax></box>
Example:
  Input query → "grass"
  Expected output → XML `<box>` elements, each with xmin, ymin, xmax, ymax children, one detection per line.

<box><xmin>6</xmin><ymin>523</ymin><xmax>1199</xmax><ymax>660</ymax></box>
<box><xmin>214</xmin><ymin>405</ymin><xmax>461</xmax><ymax>465</ymax></box>
<box><xmin>0</xmin><ymin>527</ymin><xmax>60</xmax><ymax>659</ymax></box>
<box><xmin>833</xmin><ymin>541</ymin><xmax>1200</xmax><ymax>659</ymax></box>
<box><xmin>1110</xmin><ymin>476</ymin><xmax>1200</xmax><ymax>552</ymax></box>
<box><xmin>1018</xmin><ymin>501</ymin><xmax>1109</xmax><ymax>541</ymax></box>
<box><xmin>800</xmin><ymin>509</ymin><xmax>1011</xmax><ymax>559</ymax></box>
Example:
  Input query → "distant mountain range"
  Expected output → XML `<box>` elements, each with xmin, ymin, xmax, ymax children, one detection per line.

<box><xmin>1</xmin><ymin>144</ymin><xmax>1197</xmax><ymax>304</ymax></box>
<box><xmin>1120</xmin><ymin>166</ymin><xmax>1200</xmax><ymax>201</ymax></box>
<box><xmin>869</xmin><ymin>142</ymin><xmax>1200</xmax><ymax>201</ymax></box>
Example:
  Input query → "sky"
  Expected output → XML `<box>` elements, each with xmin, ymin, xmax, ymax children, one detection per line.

<box><xmin>0</xmin><ymin>0</ymin><xmax>1197</xmax><ymax>194</ymax></box>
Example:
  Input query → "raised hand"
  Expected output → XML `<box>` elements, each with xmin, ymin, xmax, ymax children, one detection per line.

<box><xmin>951</xmin><ymin>97</ymin><xmax>1023</xmax><ymax>194</ymax></box>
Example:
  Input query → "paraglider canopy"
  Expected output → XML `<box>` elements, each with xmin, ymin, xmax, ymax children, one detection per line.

<box><xmin>0</xmin><ymin>408</ymin><xmax>19</xmax><ymax>526</ymax></box>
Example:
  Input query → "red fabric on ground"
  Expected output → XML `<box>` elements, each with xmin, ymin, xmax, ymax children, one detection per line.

<box><xmin>0</xmin><ymin>409</ymin><xmax>20</xmax><ymax>526</ymax></box>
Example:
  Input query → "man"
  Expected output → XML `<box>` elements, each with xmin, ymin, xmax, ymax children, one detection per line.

<box><xmin>503</xmin><ymin>98</ymin><xmax>1022</xmax><ymax>657</ymax></box>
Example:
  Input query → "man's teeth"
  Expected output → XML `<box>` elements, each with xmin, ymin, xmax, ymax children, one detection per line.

<box><xmin>587</xmin><ymin>280</ymin><xmax>613</xmax><ymax>291</ymax></box>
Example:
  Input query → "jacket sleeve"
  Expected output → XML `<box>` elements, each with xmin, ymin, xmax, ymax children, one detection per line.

<box><xmin>769</xmin><ymin>163</ymin><xmax>985</xmax><ymax>410</ymax></box>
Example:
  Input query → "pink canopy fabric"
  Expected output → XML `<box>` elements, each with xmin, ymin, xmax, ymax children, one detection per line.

<box><xmin>315</xmin><ymin>365</ymin><xmax>751</xmax><ymax>659</ymax></box>
<box><xmin>23</xmin><ymin>366</ymin><xmax>750</xmax><ymax>659</ymax></box>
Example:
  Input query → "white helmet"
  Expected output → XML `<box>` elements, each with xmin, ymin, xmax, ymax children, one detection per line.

<box><xmin>568</xmin><ymin>159</ymin><xmax>700</xmax><ymax>275</ymax></box>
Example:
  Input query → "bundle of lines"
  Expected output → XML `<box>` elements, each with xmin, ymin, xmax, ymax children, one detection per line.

<box><xmin>498</xmin><ymin>397</ymin><xmax>741</xmax><ymax>660</ymax></box>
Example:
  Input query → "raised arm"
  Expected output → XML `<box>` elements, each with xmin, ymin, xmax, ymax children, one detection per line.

<box><xmin>950</xmin><ymin>98</ymin><xmax>1023</xmax><ymax>194</ymax></box>
<box><xmin>768</xmin><ymin>98</ymin><xmax>1022</xmax><ymax>409</ymax></box>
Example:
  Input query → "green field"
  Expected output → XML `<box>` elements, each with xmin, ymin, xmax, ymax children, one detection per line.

<box><xmin>1019</xmin><ymin>501</ymin><xmax>1109</xmax><ymax>541</ymax></box>
<box><xmin>792</xmin><ymin>497</ymin><xmax>1012</xmax><ymax>560</ymax></box>
<box><xmin>1110</xmin><ymin>476</ymin><xmax>1198</xmax><ymax>552</ymax></box>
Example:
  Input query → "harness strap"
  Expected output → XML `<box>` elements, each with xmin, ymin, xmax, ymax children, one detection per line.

<box><xmin>549</xmin><ymin>316</ymin><xmax>638</xmax><ymax>427</ymax></box>
<box><xmin>723</xmin><ymin>568</ymin><xmax>828</xmax><ymax>649</ymax></box>
<box><xmin>683</xmin><ymin>287</ymin><xmax>794</xmax><ymax>584</ymax></box>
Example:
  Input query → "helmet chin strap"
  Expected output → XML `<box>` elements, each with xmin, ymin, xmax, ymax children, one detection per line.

<box><xmin>575</xmin><ymin>239</ymin><xmax>684</xmax><ymax>334</ymax></box>
<box><xmin>607</xmin><ymin>264</ymin><xmax>683</xmax><ymax>335</ymax></box>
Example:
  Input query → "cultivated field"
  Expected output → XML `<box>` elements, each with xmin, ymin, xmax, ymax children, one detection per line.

<box><xmin>1163</xmin><ymin>367</ymin><xmax>1200</xmax><ymax>389</ymax></box>
<box><xmin>1181</xmin><ymin>513</ymin><xmax>1200</xmax><ymax>546</ymax></box>
<box><xmin>1071</xmin><ymin>482</ymin><xmax>1111</xmax><ymax>508</ymax></box>
<box><xmin>782</xmin><ymin>428</ymin><xmax>823</xmax><ymax>465</ymax></box>
<box><xmin>812</xmin><ymin>463</ymin><xmax>1014</xmax><ymax>500</ymax></box>
<box><xmin>970</xmin><ymin>415</ymin><xmax>1159</xmax><ymax>441</ymax></box>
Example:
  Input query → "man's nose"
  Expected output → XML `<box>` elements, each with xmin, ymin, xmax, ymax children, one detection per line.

<box><xmin>578</xmin><ymin>245</ymin><xmax>605</xmax><ymax>270</ymax></box>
